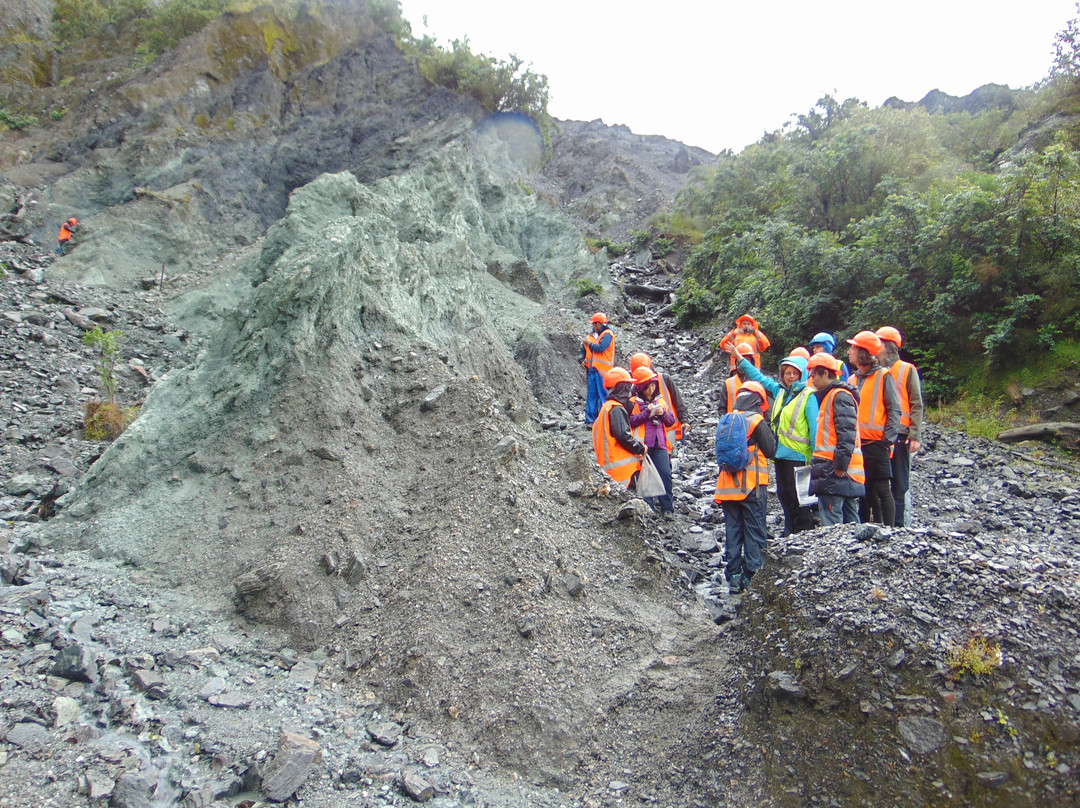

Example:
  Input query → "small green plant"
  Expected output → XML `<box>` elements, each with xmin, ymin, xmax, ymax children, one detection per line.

<box><xmin>946</xmin><ymin>631</ymin><xmax>1003</xmax><ymax>677</ymax></box>
<box><xmin>83</xmin><ymin>327</ymin><xmax>123</xmax><ymax>403</ymax></box>
<box><xmin>995</xmin><ymin>707</ymin><xmax>1018</xmax><ymax>739</ymax></box>
<box><xmin>584</xmin><ymin>236</ymin><xmax>627</xmax><ymax>258</ymax></box>
<box><xmin>0</xmin><ymin>109</ymin><xmax>41</xmax><ymax>130</ymax></box>
<box><xmin>50</xmin><ymin>108</ymin><xmax>67</xmax><ymax>121</ymax></box>
<box><xmin>628</xmin><ymin>228</ymin><xmax>651</xmax><ymax>251</ymax></box>
<box><xmin>652</xmin><ymin>235</ymin><xmax>676</xmax><ymax>256</ymax></box>
<box><xmin>82</xmin><ymin>327</ymin><xmax>138</xmax><ymax>441</ymax></box>
<box><xmin>572</xmin><ymin>278</ymin><xmax>604</xmax><ymax>298</ymax></box>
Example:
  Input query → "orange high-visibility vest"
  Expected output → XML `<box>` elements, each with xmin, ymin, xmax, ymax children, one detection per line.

<box><xmin>584</xmin><ymin>330</ymin><xmax>615</xmax><ymax>375</ymax></box>
<box><xmin>724</xmin><ymin>376</ymin><xmax>742</xmax><ymax>414</ymax></box>
<box><xmin>814</xmin><ymin>389</ymin><xmax>866</xmax><ymax>484</ymax></box>
<box><xmin>656</xmin><ymin>373</ymin><xmax>682</xmax><ymax>444</ymax></box>
<box><xmin>592</xmin><ymin>399</ymin><xmax>641</xmax><ymax>487</ymax></box>
<box><xmin>713</xmin><ymin>413</ymin><xmax>769</xmax><ymax>502</ymax></box>
<box><xmin>58</xmin><ymin>224</ymin><xmax>74</xmax><ymax>243</ymax></box>
<box><xmin>725</xmin><ymin>332</ymin><xmax>764</xmax><ymax>369</ymax></box>
<box><xmin>887</xmin><ymin>361</ymin><xmax>915</xmax><ymax>429</ymax></box>
<box><xmin>853</xmin><ymin>367</ymin><xmax>888</xmax><ymax>442</ymax></box>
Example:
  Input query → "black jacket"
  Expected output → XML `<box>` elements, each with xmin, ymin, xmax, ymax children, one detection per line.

<box><xmin>810</xmin><ymin>381</ymin><xmax>865</xmax><ymax>498</ymax></box>
<box><xmin>607</xmin><ymin>387</ymin><xmax>645</xmax><ymax>455</ymax></box>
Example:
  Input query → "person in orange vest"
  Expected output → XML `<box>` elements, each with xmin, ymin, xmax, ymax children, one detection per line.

<box><xmin>592</xmin><ymin>367</ymin><xmax>646</xmax><ymax>488</ymax></box>
<box><xmin>580</xmin><ymin>312</ymin><xmax>615</xmax><ymax>426</ymax></box>
<box><xmin>807</xmin><ymin>353</ymin><xmax>866</xmax><ymax>525</ymax></box>
<box><xmin>717</xmin><ymin>343</ymin><xmax>757</xmax><ymax>415</ymax></box>
<box><xmin>876</xmin><ymin>326</ymin><xmax>924</xmax><ymax>527</ymax></box>
<box><xmin>57</xmin><ymin>217</ymin><xmax>79</xmax><ymax>255</ymax></box>
<box><xmin>629</xmin><ymin>352</ymin><xmax>686</xmax><ymax>461</ymax></box>
<box><xmin>719</xmin><ymin>314</ymin><xmax>770</xmax><ymax>370</ymax></box>
<box><xmin>629</xmin><ymin>366</ymin><xmax>676</xmax><ymax>518</ymax></box>
<box><xmin>713</xmin><ymin>382</ymin><xmax>776</xmax><ymax>594</ymax></box>
<box><xmin>845</xmin><ymin>331</ymin><xmax>901</xmax><ymax>527</ymax></box>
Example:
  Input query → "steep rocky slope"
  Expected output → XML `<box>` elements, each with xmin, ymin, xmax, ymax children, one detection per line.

<box><xmin>0</xmin><ymin>2</ymin><xmax>1077</xmax><ymax>807</ymax></box>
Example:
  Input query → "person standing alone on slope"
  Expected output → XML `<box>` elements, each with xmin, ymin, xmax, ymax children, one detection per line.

<box><xmin>580</xmin><ymin>312</ymin><xmax>615</xmax><ymax>425</ymax></box>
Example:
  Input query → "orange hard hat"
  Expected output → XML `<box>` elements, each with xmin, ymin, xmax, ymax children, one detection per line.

<box><xmin>603</xmin><ymin>367</ymin><xmax>633</xmax><ymax>389</ymax></box>
<box><xmin>590</xmin><ymin>312</ymin><xmax>608</xmax><ymax>324</ymax></box>
<box><xmin>736</xmin><ymin>380</ymin><xmax>769</xmax><ymax>412</ymax></box>
<box><xmin>846</xmin><ymin>330</ymin><xmax>882</xmax><ymax>356</ymax></box>
<box><xmin>807</xmin><ymin>353</ymin><xmax>839</xmax><ymax>372</ymax></box>
<box><xmin>736</xmin><ymin>314</ymin><xmax>758</xmax><ymax>328</ymax></box>
<box><xmin>632</xmin><ymin>366</ymin><xmax>658</xmax><ymax>387</ymax></box>
<box><xmin>629</xmin><ymin>352</ymin><xmax>652</xmax><ymax>372</ymax></box>
<box><xmin>734</xmin><ymin>342</ymin><xmax>756</xmax><ymax>357</ymax></box>
<box><xmin>67</xmin><ymin>217</ymin><xmax>78</xmax><ymax>226</ymax></box>
<box><xmin>875</xmin><ymin>326</ymin><xmax>902</xmax><ymax>348</ymax></box>
<box><xmin>788</xmin><ymin>346</ymin><xmax>810</xmax><ymax>359</ymax></box>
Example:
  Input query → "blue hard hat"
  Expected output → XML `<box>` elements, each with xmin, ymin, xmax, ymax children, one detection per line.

<box><xmin>809</xmin><ymin>332</ymin><xmax>836</xmax><ymax>352</ymax></box>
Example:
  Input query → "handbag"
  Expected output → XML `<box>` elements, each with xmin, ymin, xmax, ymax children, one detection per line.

<box><xmin>636</xmin><ymin>453</ymin><xmax>668</xmax><ymax>498</ymax></box>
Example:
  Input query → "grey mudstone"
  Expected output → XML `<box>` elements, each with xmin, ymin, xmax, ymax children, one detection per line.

<box><xmin>366</xmin><ymin>720</ymin><xmax>403</xmax><ymax>747</ymax></box>
<box><xmin>207</xmin><ymin>691</ymin><xmax>252</xmax><ymax>709</ymax></box>
<box><xmin>402</xmin><ymin>771</ymin><xmax>435</xmax><ymax>802</ymax></box>
<box><xmin>420</xmin><ymin>385</ymin><xmax>447</xmax><ymax>412</ymax></box>
<box><xmin>50</xmin><ymin>642</ymin><xmax>98</xmax><ymax>683</ymax></box>
<box><xmin>261</xmin><ymin>731</ymin><xmax>321</xmax><ymax>802</ymax></box>
<box><xmin>5</xmin><ymin>722</ymin><xmax>49</xmax><ymax>751</ymax></box>
<box><xmin>766</xmin><ymin>671</ymin><xmax>804</xmax><ymax>699</ymax></box>
<box><xmin>898</xmin><ymin>716</ymin><xmax>947</xmax><ymax>755</ymax></box>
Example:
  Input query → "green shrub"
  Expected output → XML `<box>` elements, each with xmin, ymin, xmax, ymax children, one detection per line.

<box><xmin>83</xmin><ymin>327</ymin><xmax>123</xmax><ymax>403</ymax></box>
<box><xmin>652</xmin><ymin>236</ymin><xmax>675</xmax><ymax>256</ymax></box>
<box><xmin>585</xmin><ymin>236</ymin><xmax>627</xmax><ymax>258</ymax></box>
<box><xmin>0</xmin><ymin>109</ymin><xmax>40</xmax><ymax>130</ymax></box>
<box><xmin>946</xmin><ymin>632</ymin><xmax>1002</xmax><ymax>677</ymax></box>
<box><xmin>628</xmin><ymin>228</ymin><xmax>650</xmax><ymax>251</ymax></box>
<box><xmin>572</xmin><ymin>278</ymin><xmax>603</xmax><ymax>298</ymax></box>
<box><xmin>50</xmin><ymin>108</ymin><xmax>67</xmax><ymax>121</ymax></box>
<box><xmin>672</xmin><ymin>277</ymin><xmax>719</xmax><ymax>326</ymax></box>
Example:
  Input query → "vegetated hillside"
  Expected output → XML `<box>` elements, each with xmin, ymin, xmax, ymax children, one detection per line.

<box><xmin>671</xmin><ymin>74</ymin><xmax>1080</xmax><ymax>406</ymax></box>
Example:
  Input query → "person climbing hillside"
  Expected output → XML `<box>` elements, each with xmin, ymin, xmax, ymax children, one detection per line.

<box><xmin>592</xmin><ymin>367</ymin><xmax>645</xmax><ymax>489</ymax></box>
<box><xmin>629</xmin><ymin>351</ymin><xmax>686</xmax><ymax>464</ymax></box>
<box><xmin>56</xmin><ymin>217</ymin><xmax>79</xmax><ymax>255</ymax></box>
<box><xmin>719</xmin><ymin>314</ymin><xmax>770</xmax><ymax>370</ymax></box>
<box><xmin>717</xmin><ymin>343</ymin><xmax>757</xmax><ymax>414</ymax></box>
<box><xmin>737</xmin><ymin>352</ymin><xmax>819</xmax><ymax>535</ymax></box>
<box><xmin>876</xmin><ymin>326</ymin><xmax>924</xmax><ymax>527</ymax></box>
<box><xmin>580</xmin><ymin>312</ymin><xmax>615</xmax><ymax>425</ymax></box>
<box><xmin>808</xmin><ymin>353</ymin><xmax>865</xmax><ymax>525</ymax></box>
<box><xmin>846</xmin><ymin>330</ymin><xmax>900</xmax><ymax>527</ymax></box>
<box><xmin>713</xmin><ymin>382</ymin><xmax>776</xmax><ymax>594</ymax></box>
<box><xmin>629</xmin><ymin>366</ymin><xmax>676</xmax><ymax>518</ymax></box>
<box><xmin>809</xmin><ymin>332</ymin><xmax>851</xmax><ymax>382</ymax></box>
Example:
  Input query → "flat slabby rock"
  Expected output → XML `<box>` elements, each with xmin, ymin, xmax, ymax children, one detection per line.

<box><xmin>260</xmin><ymin>730</ymin><xmax>321</xmax><ymax>802</ymax></box>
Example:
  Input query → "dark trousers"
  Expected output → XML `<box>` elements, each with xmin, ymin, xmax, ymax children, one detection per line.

<box><xmin>774</xmin><ymin>458</ymin><xmax>814</xmax><ymax>535</ymax></box>
<box><xmin>722</xmin><ymin>486</ymin><xmax>767</xmax><ymax>582</ymax></box>
<box><xmin>645</xmin><ymin>445</ymin><xmax>674</xmax><ymax>513</ymax></box>
<box><xmin>890</xmin><ymin>437</ymin><xmax>912</xmax><ymax>526</ymax></box>
<box><xmin>860</xmin><ymin>477</ymin><xmax>896</xmax><ymax>526</ymax></box>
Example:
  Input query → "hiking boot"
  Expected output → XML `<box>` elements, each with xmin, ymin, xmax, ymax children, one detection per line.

<box><xmin>662</xmin><ymin>511</ymin><xmax>675</xmax><ymax>521</ymax></box>
<box><xmin>727</xmin><ymin>573</ymin><xmax>745</xmax><ymax>595</ymax></box>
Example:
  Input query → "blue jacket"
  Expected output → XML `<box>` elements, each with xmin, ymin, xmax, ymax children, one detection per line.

<box><xmin>738</xmin><ymin>357</ymin><xmax>819</xmax><ymax>463</ymax></box>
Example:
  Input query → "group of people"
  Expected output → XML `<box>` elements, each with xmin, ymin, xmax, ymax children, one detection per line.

<box><xmin>586</xmin><ymin>311</ymin><xmax>923</xmax><ymax>596</ymax></box>
<box><xmin>583</xmin><ymin>313</ymin><xmax>686</xmax><ymax>519</ymax></box>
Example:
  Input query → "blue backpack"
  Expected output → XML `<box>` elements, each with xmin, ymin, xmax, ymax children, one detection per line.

<box><xmin>715</xmin><ymin>412</ymin><xmax>751</xmax><ymax>472</ymax></box>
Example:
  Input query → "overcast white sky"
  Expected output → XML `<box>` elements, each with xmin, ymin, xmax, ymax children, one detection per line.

<box><xmin>398</xmin><ymin>0</ymin><xmax>1076</xmax><ymax>154</ymax></box>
